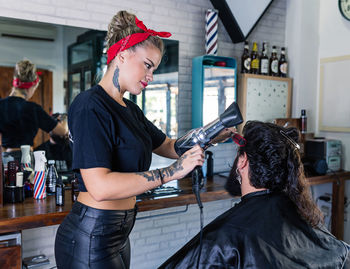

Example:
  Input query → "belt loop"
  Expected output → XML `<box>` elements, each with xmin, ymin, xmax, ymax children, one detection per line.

<box><xmin>79</xmin><ymin>205</ymin><xmax>87</xmax><ymax>220</ymax></box>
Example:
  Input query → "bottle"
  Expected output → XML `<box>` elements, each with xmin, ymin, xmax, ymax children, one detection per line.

<box><xmin>33</xmin><ymin>150</ymin><xmax>47</xmax><ymax>199</ymax></box>
<box><xmin>205</xmin><ymin>151</ymin><xmax>214</xmax><ymax>178</ymax></box>
<box><xmin>46</xmin><ymin>160</ymin><xmax>57</xmax><ymax>195</ymax></box>
<box><xmin>269</xmin><ymin>46</ymin><xmax>279</xmax><ymax>76</ymax></box>
<box><xmin>241</xmin><ymin>41</ymin><xmax>251</xmax><ymax>73</ymax></box>
<box><xmin>259</xmin><ymin>42</ymin><xmax>269</xmax><ymax>75</ymax></box>
<box><xmin>279</xmin><ymin>47</ymin><xmax>288</xmax><ymax>77</ymax></box>
<box><xmin>301</xmin><ymin>109</ymin><xmax>307</xmax><ymax>134</ymax></box>
<box><xmin>250</xmin><ymin>42</ymin><xmax>259</xmax><ymax>74</ymax></box>
<box><xmin>71</xmin><ymin>175</ymin><xmax>79</xmax><ymax>202</ymax></box>
<box><xmin>20</xmin><ymin>145</ymin><xmax>32</xmax><ymax>171</ymax></box>
<box><xmin>56</xmin><ymin>175</ymin><xmax>65</xmax><ymax>206</ymax></box>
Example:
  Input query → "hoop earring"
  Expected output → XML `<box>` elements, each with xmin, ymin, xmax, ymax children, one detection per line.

<box><xmin>236</xmin><ymin>168</ymin><xmax>242</xmax><ymax>185</ymax></box>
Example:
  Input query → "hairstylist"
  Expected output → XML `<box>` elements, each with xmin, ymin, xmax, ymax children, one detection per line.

<box><xmin>54</xmin><ymin>10</ymin><xmax>230</xmax><ymax>269</ymax></box>
<box><xmin>0</xmin><ymin>59</ymin><xmax>67</xmax><ymax>163</ymax></box>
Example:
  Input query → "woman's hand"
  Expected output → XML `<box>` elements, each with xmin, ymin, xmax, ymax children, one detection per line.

<box><xmin>160</xmin><ymin>144</ymin><xmax>204</xmax><ymax>183</ymax></box>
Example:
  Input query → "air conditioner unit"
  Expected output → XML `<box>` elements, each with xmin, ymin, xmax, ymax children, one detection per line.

<box><xmin>0</xmin><ymin>19</ymin><xmax>56</xmax><ymax>41</ymax></box>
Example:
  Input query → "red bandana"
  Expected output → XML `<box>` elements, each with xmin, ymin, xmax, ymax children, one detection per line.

<box><xmin>12</xmin><ymin>72</ymin><xmax>42</xmax><ymax>89</ymax></box>
<box><xmin>106</xmin><ymin>16</ymin><xmax>171</xmax><ymax>65</ymax></box>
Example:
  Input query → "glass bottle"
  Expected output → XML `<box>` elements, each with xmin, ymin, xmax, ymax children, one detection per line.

<box><xmin>56</xmin><ymin>175</ymin><xmax>65</xmax><ymax>206</ymax></box>
<box><xmin>279</xmin><ymin>47</ymin><xmax>288</xmax><ymax>77</ymax></box>
<box><xmin>301</xmin><ymin>109</ymin><xmax>307</xmax><ymax>134</ymax></box>
<box><xmin>241</xmin><ymin>41</ymin><xmax>251</xmax><ymax>73</ymax></box>
<box><xmin>269</xmin><ymin>46</ymin><xmax>279</xmax><ymax>76</ymax></box>
<box><xmin>71</xmin><ymin>175</ymin><xmax>79</xmax><ymax>202</ymax></box>
<box><xmin>250</xmin><ymin>42</ymin><xmax>259</xmax><ymax>74</ymax></box>
<box><xmin>46</xmin><ymin>160</ymin><xmax>57</xmax><ymax>195</ymax></box>
<box><xmin>259</xmin><ymin>42</ymin><xmax>269</xmax><ymax>75</ymax></box>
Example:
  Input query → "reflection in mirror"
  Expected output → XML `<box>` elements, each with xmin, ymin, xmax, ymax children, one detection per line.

<box><xmin>0</xmin><ymin>17</ymin><xmax>179</xmax><ymax>148</ymax></box>
<box><xmin>203</xmin><ymin>67</ymin><xmax>236</xmax><ymax>125</ymax></box>
<box><xmin>0</xmin><ymin>17</ymin><xmax>88</xmax><ymax>148</ymax></box>
<box><xmin>68</xmin><ymin>30</ymin><xmax>106</xmax><ymax>104</ymax></box>
<box><xmin>123</xmin><ymin>39</ymin><xmax>179</xmax><ymax>138</ymax></box>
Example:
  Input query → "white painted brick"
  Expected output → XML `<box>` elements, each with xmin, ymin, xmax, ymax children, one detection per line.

<box><xmin>146</xmin><ymin>232</ymin><xmax>174</xmax><ymax>244</ymax></box>
<box><xmin>64</xmin><ymin>19</ymin><xmax>101</xmax><ymax>29</ymax></box>
<box><xmin>162</xmin><ymin>223</ymin><xmax>186</xmax><ymax>234</ymax></box>
<box><xmin>154</xmin><ymin>6</ymin><xmax>170</xmax><ymax>15</ymax></box>
<box><xmin>131</xmin><ymin>238</ymin><xmax>146</xmax><ymax>247</ymax></box>
<box><xmin>35</xmin><ymin>14</ymin><xmax>67</xmax><ymax>25</ymax></box>
<box><xmin>140</xmin><ymin>227</ymin><xmax>162</xmax><ymax>237</ymax></box>
<box><xmin>175</xmin><ymin>229</ymin><xmax>189</xmax><ymax>239</ymax></box>
<box><xmin>150</xmin><ymin>0</ymin><xmax>178</xmax><ymax>9</ymax></box>
<box><xmin>134</xmin><ymin>243</ymin><xmax>160</xmax><ymax>254</ymax></box>
<box><xmin>56</xmin><ymin>7</ymin><xmax>91</xmax><ymax>20</ymax></box>
<box><xmin>52</xmin><ymin>0</ymin><xmax>87</xmax><ymax>9</ymax></box>
<box><xmin>153</xmin><ymin>216</ymin><xmax>179</xmax><ymax>227</ymax></box>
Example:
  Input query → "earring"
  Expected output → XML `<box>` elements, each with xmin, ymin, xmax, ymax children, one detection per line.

<box><xmin>236</xmin><ymin>168</ymin><xmax>242</xmax><ymax>185</ymax></box>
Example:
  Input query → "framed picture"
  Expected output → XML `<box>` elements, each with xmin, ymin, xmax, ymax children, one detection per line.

<box><xmin>319</xmin><ymin>55</ymin><xmax>350</xmax><ymax>132</ymax></box>
<box><xmin>237</xmin><ymin>74</ymin><xmax>293</xmax><ymax>131</ymax></box>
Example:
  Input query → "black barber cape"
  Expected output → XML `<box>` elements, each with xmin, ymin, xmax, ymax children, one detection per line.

<box><xmin>159</xmin><ymin>190</ymin><xmax>349</xmax><ymax>269</ymax></box>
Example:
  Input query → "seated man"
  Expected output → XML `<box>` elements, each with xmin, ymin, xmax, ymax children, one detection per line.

<box><xmin>35</xmin><ymin>113</ymin><xmax>72</xmax><ymax>172</ymax></box>
<box><xmin>159</xmin><ymin>121</ymin><xmax>349</xmax><ymax>269</ymax></box>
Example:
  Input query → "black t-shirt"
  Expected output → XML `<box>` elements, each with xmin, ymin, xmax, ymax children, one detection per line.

<box><xmin>68</xmin><ymin>85</ymin><xmax>166</xmax><ymax>192</ymax></box>
<box><xmin>0</xmin><ymin>96</ymin><xmax>57</xmax><ymax>147</ymax></box>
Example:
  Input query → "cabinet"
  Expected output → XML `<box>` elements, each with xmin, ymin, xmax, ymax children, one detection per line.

<box><xmin>237</xmin><ymin>73</ymin><xmax>292</xmax><ymax>131</ymax></box>
<box><xmin>192</xmin><ymin>55</ymin><xmax>237</xmax><ymax>128</ymax></box>
<box><xmin>0</xmin><ymin>233</ymin><xmax>21</xmax><ymax>269</ymax></box>
<box><xmin>68</xmin><ymin>30</ymin><xmax>107</xmax><ymax>105</ymax></box>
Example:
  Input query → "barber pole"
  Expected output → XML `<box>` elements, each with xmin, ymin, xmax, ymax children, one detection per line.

<box><xmin>33</xmin><ymin>151</ymin><xmax>47</xmax><ymax>200</ymax></box>
<box><xmin>205</xmin><ymin>9</ymin><xmax>218</xmax><ymax>55</ymax></box>
<box><xmin>33</xmin><ymin>170</ymin><xmax>46</xmax><ymax>199</ymax></box>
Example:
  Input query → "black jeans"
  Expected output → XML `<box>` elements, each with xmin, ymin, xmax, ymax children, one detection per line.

<box><xmin>55</xmin><ymin>201</ymin><xmax>137</xmax><ymax>269</ymax></box>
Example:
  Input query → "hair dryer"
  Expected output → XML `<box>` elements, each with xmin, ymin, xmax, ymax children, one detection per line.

<box><xmin>174</xmin><ymin>102</ymin><xmax>244</xmax><ymax>156</ymax></box>
<box><xmin>174</xmin><ymin>101</ymin><xmax>244</xmax><ymax>209</ymax></box>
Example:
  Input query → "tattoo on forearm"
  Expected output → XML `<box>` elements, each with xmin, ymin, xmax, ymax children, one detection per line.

<box><xmin>136</xmin><ymin>170</ymin><xmax>159</xmax><ymax>182</ymax></box>
<box><xmin>161</xmin><ymin>154</ymin><xmax>186</xmax><ymax>179</ymax></box>
<box><xmin>113</xmin><ymin>67</ymin><xmax>120</xmax><ymax>91</ymax></box>
<box><xmin>136</xmin><ymin>155</ymin><xmax>187</xmax><ymax>182</ymax></box>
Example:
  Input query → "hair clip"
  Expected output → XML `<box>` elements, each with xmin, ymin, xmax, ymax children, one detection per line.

<box><xmin>231</xmin><ymin>133</ymin><xmax>246</xmax><ymax>147</ymax></box>
<box><xmin>279</xmin><ymin>130</ymin><xmax>300</xmax><ymax>150</ymax></box>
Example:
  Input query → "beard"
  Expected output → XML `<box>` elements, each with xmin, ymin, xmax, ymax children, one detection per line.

<box><xmin>225</xmin><ymin>156</ymin><xmax>242</xmax><ymax>196</ymax></box>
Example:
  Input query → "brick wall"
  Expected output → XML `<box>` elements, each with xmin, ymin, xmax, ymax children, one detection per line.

<box><xmin>1</xmin><ymin>0</ymin><xmax>287</xmax><ymax>267</ymax></box>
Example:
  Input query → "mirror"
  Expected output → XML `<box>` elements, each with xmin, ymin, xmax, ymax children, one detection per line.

<box><xmin>0</xmin><ymin>17</ymin><xmax>179</xmax><ymax>151</ymax></box>
<box><xmin>192</xmin><ymin>55</ymin><xmax>237</xmax><ymax>129</ymax></box>
<box><xmin>203</xmin><ymin>67</ymin><xmax>236</xmax><ymax>125</ymax></box>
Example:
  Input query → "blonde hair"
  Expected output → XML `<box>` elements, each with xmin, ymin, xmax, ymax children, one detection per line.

<box><xmin>14</xmin><ymin>59</ymin><xmax>37</xmax><ymax>82</ymax></box>
<box><xmin>106</xmin><ymin>11</ymin><xmax>164</xmax><ymax>58</ymax></box>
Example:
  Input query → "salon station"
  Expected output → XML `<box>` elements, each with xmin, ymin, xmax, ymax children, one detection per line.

<box><xmin>0</xmin><ymin>0</ymin><xmax>350</xmax><ymax>268</ymax></box>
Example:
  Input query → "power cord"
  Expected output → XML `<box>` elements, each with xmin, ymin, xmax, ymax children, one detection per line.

<box><xmin>192</xmin><ymin>167</ymin><xmax>204</xmax><ymax>269</ymax></box>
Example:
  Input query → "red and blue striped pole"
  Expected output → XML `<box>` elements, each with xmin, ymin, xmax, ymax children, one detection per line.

<box><xmin>205</xmin><ymin>9</ymin><xmax>218</xmax><ymax>55</ymax></box>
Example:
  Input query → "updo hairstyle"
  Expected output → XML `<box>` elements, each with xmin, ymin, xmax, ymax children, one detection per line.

<box><xmin>106</xmin><ymin>11</ymin><xmax>164</xmax><ymax>59</ymax></box>
<box><xmin>14</xmin><ymin>59</ymin><xmax>37</xmax><ymax>82</ymax></box>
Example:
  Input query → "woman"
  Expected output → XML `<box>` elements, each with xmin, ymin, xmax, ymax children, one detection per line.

<box><xmin>159</xmin><ymin>121</ymin><xmax>349</xmax><ymax>268</ymax></box>
<box><xmin>0</xmin><ymin>59</ymin><xmax>67</xmax><ymax>163</ymax></box>
<box><xmin>35</xmin><ymin>113</ymin><xmax>72</xmax><ymax>171</ymax></box>
<box><xmin>54</xmin><ymin>10</ymin><xmax>225</xmax><ymax>268</ymax></box>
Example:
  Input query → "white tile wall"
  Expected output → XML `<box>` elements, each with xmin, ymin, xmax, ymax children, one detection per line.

<box><xmin>1</xmin><ymin>0</ymin><xmax>287</xmax><ymax>267</ymax></box>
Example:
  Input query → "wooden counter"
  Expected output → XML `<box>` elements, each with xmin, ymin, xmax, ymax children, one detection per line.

<box><xmin>0</xmin><ymin>171</ymin><xmax>350</xmax><ymax>240</ymax></box>
<box><xmin>0</xmin><ymin>175</ymin><xmax>231</xmax><ymax>234</ymax></box>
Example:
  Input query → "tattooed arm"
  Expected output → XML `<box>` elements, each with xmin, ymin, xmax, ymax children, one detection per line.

<box><xmin>80</xmin><ymin>145</ymin><xmax>204</xmax><ymax>201</ymax></box>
